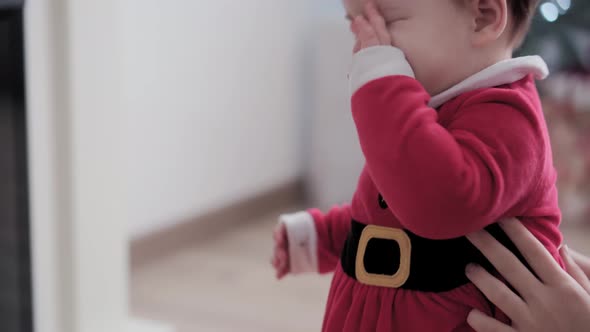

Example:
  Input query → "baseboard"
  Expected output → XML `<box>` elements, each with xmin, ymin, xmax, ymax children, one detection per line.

<box><xmin>130</xmin><ymin>179</ymin><xmax>305</xmax><ymax>268</ymax></box>
<box><xmin>127</xmin><ymin>318</ymin><xmax>174</xmax><ymax>332</ymax></box>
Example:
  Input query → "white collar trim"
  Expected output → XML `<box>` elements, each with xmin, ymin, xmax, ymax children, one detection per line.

<box><xmin>429</xmin><ymin>56</ymin><xmax>549</xmax><ymax>109</ymax></box>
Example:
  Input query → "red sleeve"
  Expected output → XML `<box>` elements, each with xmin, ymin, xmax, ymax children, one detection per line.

<box><xmin>351</xmin><ymin>76</ymin><xmax>543</xmax><ymax>239</ymax></box>
<box><xmin>309</xmin><ymin>205</ymin><xmax>352</xmax><ymax>274</ymax></box>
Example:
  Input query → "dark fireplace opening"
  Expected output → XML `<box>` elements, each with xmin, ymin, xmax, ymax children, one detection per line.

<box><xmin>0</xmin><ymin>2</ymin><xmax>33</xmax><ymax>332</ymax></box>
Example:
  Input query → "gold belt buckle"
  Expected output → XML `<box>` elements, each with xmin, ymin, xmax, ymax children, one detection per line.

<box><xmin>355</xmin><ymin>225</ymin><xmax>412</xmax><ymax>288</ymax></box>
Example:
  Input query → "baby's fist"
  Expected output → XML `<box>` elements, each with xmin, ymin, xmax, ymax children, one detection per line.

<box><xmin>271</xmin><ymin>223</ymin><xmax>290</xmax><ymax>279</ymax></box>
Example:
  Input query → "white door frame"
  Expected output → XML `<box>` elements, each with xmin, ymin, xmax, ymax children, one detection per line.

<box><xmin>25</xmin><ymin>1</ymin><xmax>171</xmax><ymax>331</ymax></box>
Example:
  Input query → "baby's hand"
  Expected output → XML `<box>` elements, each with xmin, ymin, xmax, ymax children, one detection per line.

<box><xmin>351</xmin><ymin>1</ymin><xmax>392</xmax><ymax>54</ymax></box>
<box><xmin>271</xmin><ymin>223</ymin><xmax>290</xmax><ymax>279</ymax></box>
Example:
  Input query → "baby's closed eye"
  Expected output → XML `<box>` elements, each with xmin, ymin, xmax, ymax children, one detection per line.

<box><xmin>384</xmin><ymin>16</ymin><xmax>410</xmax><ymax>26</ymax></box>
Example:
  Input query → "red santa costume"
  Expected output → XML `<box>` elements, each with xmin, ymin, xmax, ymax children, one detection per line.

<box><xmin>280</xmin><ymin>46</ymin><xmax>563</xmax><ymax>332</ymax></box>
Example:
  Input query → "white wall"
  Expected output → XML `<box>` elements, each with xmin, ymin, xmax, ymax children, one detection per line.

<box><xmin>122</xmin><ymin>1</ymin><xmax>312</xmax><ymax>237</ymax></box>
<box><xmin>315</xmin><ymin>0</ymin><xmax>346</xmax><ymax>16</ymax></box>
<box><xmin>304</xmin><ymin>17</ymin><xmax>365</xmax><ymax>210</ymax></box>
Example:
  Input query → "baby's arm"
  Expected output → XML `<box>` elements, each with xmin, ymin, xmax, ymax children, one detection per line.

<box><xmin>350</xmin><ymin>53</ymin><xmax>543</xmax><ymax>239</ymax></box>
<box><xmin>274</xmin><ymin>205</ymin><xmax>352</xmax><ymax>276</ymax></box>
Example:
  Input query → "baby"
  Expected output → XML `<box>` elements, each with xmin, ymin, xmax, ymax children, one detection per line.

<box><xmin>272</xmin><ymin>0</ymin><xmax>563</xmax><ymax>331</ymax></box>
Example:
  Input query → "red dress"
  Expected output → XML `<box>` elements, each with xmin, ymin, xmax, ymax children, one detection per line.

<box><xmin>280</xmin><ymin>46</ymin><xmax>563</xmax><ymax>332</ymax></box>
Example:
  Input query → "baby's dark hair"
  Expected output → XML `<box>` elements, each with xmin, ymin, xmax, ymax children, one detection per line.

<box><xmin>509</xmin><ymin>0</ymin><xmax>541</xmax><ymax>42</ymax></box>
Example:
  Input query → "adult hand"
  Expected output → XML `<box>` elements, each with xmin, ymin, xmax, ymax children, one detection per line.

<box><xmin>570</xmin><ymin>248</ymin><xmax>590</xmax><ymax>278</ymax></box>
<box><xmin>466</xmin><ymin>218</ymin><xmax>590</xmax><ymax>332</ymax></box>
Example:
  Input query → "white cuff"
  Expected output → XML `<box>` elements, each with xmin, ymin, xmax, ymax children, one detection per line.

<box><xmin>349</xmin><ymin>46</ymin><xmax>415</xmax><ymax>95</ymax></box>
<box><xmin>279</xmin><ymin>211</ymin><xmax>318</xmax><ymax>274</ymax></box>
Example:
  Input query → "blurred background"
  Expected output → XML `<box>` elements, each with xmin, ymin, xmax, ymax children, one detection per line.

<box><xmin>0</xmin><ymin>0</ymin><xmax>589</xmax><ymax>332</ymax></box>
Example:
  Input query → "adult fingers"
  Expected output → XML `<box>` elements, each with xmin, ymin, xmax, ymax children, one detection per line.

<box><xmin>467</xmin><ymin>309</ymin><xmax>515</xmax><ymax>332</ymax></box>
<box><xmin>467</xmin><ymin>228</ymin><xmax>541</xmax><ymax>299</ymax></box>
<box><xmin>499</xmin><ymin>219</ymin><xmax>563</xmax><ymax>285</ymax></box>
<box><xmin>569</xmin><ymin>249</ymin><xmax>590</xmax><ymax>278</ymax></box>
<box><xmin>561</xmin><ymin>245</ymin><xmax>590</xmax><ymax>294</ymax></box>
<box><xmin>466</xmin><ymin>263</ymin><xmax>528</xmax><ymax>320</ymax></box>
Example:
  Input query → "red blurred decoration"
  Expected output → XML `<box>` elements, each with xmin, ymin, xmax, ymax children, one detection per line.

<box><xmin>542</xmin><ymin>71</ymin><xmax>590</xmax><ymax>226</ymax></box>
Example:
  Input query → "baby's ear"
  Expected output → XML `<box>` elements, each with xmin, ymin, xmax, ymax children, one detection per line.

<box><xmin>466</xmin><ymin>0</ymin><xmax>508</xmax><ymax>45</ymax></box>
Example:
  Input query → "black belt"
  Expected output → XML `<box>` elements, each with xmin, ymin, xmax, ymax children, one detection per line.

<box><xmin>340</xmin><ymin>219</ymin><xmax>532</xmax><ymax>292</ymax></box>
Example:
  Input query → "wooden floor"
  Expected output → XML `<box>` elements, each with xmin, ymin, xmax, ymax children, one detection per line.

<box><xmin>131</xmin><ymin>207</ymin><xmax>590</xmax><ymax>332</ymax></box>
<box><xmin>130</xmin><ymin>206</ymin><xmax>332</xmax><ymax>332</ymax></box>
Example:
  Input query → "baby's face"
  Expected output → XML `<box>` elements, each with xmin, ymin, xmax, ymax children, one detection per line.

<box><xmin>343</xmin><ymin>0</ymin><xmax>476</xmax><ymax>95</ymax></box>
